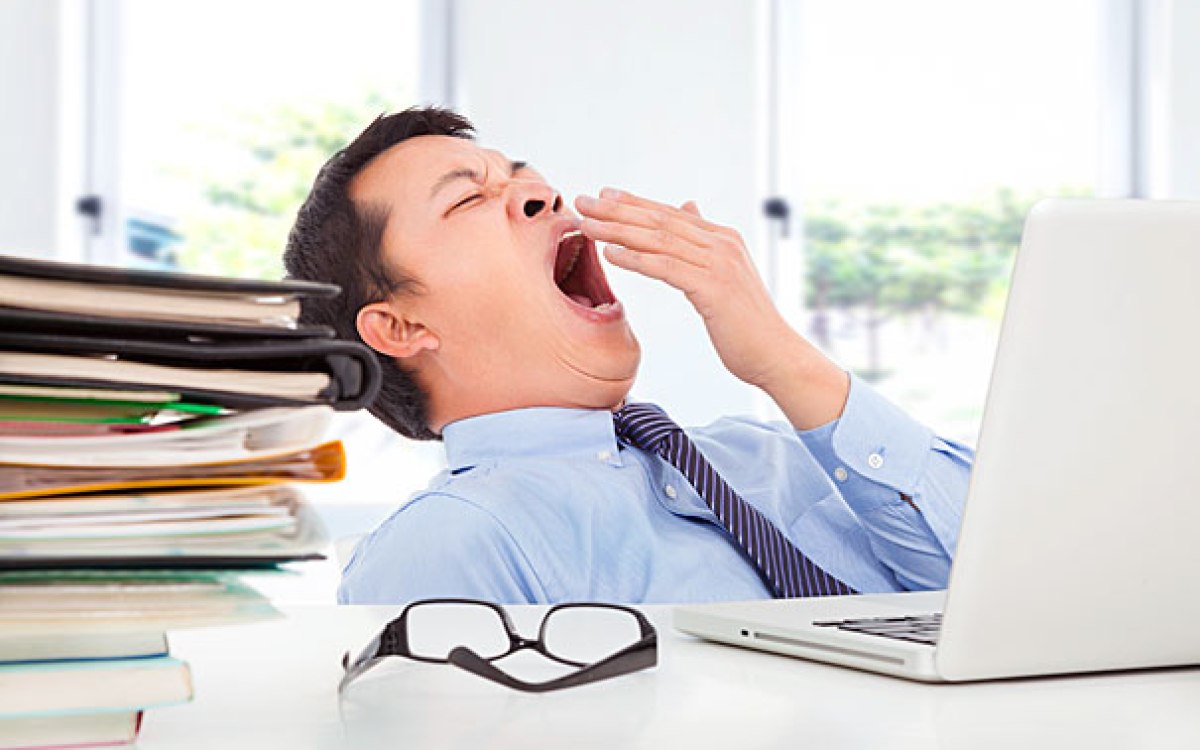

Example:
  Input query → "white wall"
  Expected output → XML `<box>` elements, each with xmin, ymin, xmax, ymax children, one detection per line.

<box><xmin>0</xmin><ymin>1</ymin><xmax>60</xmax><ymax>256</ymax></box>
<box><xmin>449</xmin><ymin>0</ymin><xmax>772</xmax><ymax>425</ymax></box>
<box><xmin>0</xmin><ymin>0</ymin><xmax>85</xmax><ymax>260</ymax></box>
<box><xmin>1164</xmin><ymin>0</ymin><xmax>1200</xmax><ymax>197</ymax></box>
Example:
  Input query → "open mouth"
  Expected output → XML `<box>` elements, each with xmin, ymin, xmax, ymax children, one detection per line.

<box><xmin>553</xmin><ymin>229</ymin><xmax>618</xmax><ymax>313</ymax></box>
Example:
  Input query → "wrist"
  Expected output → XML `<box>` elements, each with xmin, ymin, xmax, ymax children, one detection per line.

<box><xmin>756</xmin><ymin>337</ymin><xmax>850</xmax><ymax>430</ymax></box>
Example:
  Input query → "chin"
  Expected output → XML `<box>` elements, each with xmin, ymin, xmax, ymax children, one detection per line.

<box><xmin>569</xmin><ymin>346</ymin><xmax>640</xmax><ymax>410</ymax></box>
<box><xmin>584</xmin><ymin>374</ymin><xmax>636</xmax><ymax>410</ymax></box>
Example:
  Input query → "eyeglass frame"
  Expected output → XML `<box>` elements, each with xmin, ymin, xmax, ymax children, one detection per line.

<box><xmin>339</xmin><ymin>598</ymin><xmax>658</xmax><ymax>694</ymax></box>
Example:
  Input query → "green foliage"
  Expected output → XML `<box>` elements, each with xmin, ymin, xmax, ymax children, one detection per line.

<box><xmin>804</xmin><ymin>190</ymin><xmax>1032</xmax><ymax>315</ymax></box>
<box><xmin>169</xmin><ymin>93</ymin><xmax>398</xmax><ymax>279</ymax></box>
<box><xmin>803</xmin><ymin>188</ymin><xmax>1083</xmax><ymax>376</ymax></box>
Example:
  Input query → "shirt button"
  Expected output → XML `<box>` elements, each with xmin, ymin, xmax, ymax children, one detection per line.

<box><xmin>597</xmin><ymin>450</ymin><xmax>612</xmax><ymax>462</ymax></box>
<box><xmin>664</xmin><ymin>484</ymin><xmax>678</xmax><ymax>499</ymax></box>
<box><xmin>867</xmin><ymin>453</ymin><xmax>885</xmax><ymax>470</ymax></box>
<box><xmin>833</xmin><ymin>467</ymin><xmax>849</xmax><ymax>482</ymax></box>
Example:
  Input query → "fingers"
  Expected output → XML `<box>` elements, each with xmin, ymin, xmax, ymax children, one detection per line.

<box><xmin>597</xmin><ymin>187</ymin><xmax>720</xmax><ymax>232</ymax></box>
<box><xmin>575</xmin><ymin>194</ymin><xmax>711</xmax><ymax>250</ymax></box>
<box><xmin>574</xmin><ymin>187</ymin><xmax>745</xmax><ymax>301</ymax></box>
<box><xmin>580</xmin><ymin>216</ymin><xmax>707</xmax><ymax>270</ymax></box>
<box><xmin>603</xmin><ymin>243</ymin><xmax>702</xmax><ymax>296</ymax></box>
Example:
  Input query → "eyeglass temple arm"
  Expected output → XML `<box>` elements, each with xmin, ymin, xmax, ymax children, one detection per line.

<box><xmin>447</xmin><ymin>639</ymin><xmax>658</xmax><ymax>694</ymax></box>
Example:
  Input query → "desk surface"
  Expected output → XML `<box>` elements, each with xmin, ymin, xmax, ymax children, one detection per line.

<box><xmin>139</xmin><ymin>604</ymin><xmax>1200</xmax><ymax>750</ymax></box>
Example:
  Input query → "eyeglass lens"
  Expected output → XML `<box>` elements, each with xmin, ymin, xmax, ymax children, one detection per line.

<box><xmin>403</xmin><ymin>602</ymin><xmax>644</xmax><ymax>664</ymax></box>
<box><xmin>540</xmin><ymin>606</ymin><xmax>644</xmax><ymax>664</ymax></box>
<box><xmin>405</xmin><ymin>602</ymin><xmax>510</xmax><ymax>660</ymax></box>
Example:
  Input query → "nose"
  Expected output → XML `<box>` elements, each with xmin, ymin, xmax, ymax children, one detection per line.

<box><xmin>508</xmin><ymin>182</ymin><xmax>563</xmax><ymax>221</ymax></box>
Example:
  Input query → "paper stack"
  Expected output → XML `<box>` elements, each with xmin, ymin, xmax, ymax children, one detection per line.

<box><xmin>0</xmin><ymin>406</ymin><xmax>345</xmax><ymax>566</ymax></box>
<box><xmin>0</xmin><ymin>253</ymin><xmax>378</xmax><ymax>411</ymax></box>
<box><xmin>0</xmin><ymin>570</ymin><xmax>280</xmax><ymax>747</ymax></box>
<box><xmin>0</xmin><ymin>253</ymin><xmax>381</xmax><ymax>747</ymax></box>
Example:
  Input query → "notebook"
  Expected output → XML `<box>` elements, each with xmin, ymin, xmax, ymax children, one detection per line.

<box><xmin>0</xmin><ymin>711</ymin><xmax>143</xmax><ymax>749</ymax></box>
<box><xmin>0</xmin><ymin>252</ymin><xmax>338</xmax><ymax>329</ymax></box>
<box><xmin>0</xmin><ymin>334</ymin><xmax>379</xmax><ymax>411</ymax></box>
<box><xmin>0</xmin><ymin>656</ymin><xmax>192</xmax><ymax>717</ymax></box>
<box><xmin>0</xmin><ymin>570</ymin><xmax>280</xmax><ymax>636</ymax></box>
<box><xmin>674</xmin><ymin>199</ymin><xmax>1200</xmax><ymax>682</ymax></box>
<box><xmin>0</xmin><ymin>405</ymin><xmax>334</xmax><ymax>466</ymax></box>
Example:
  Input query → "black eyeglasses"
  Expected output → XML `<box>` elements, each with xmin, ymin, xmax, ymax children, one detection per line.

<box><xmin>339</xmin><ymin>599</ymin><xmax>658</xmax><ymax>693</ymax></box>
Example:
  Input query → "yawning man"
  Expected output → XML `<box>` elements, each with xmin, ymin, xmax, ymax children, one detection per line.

<box><xmin>283</xmin><ymin>107</ymin><xmax>974</xmax><ymax>605</ymax></box>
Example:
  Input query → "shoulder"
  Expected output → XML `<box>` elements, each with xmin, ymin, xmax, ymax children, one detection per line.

<box><xmin>338</xmin><ymin>488</ymin><xmax>549</xmax><ymax>605</ymax></box>
<box><xmin>370</xmin><ymin>487</ymin><xmax>516</xmax><ymax>543</ymax></box>
<box><xmin>345</xmin><ymin>490</ymin><xmax>520</xmax><ymax>578</ymax></box>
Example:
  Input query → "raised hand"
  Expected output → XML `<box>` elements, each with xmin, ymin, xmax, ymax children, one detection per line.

<box><xmin>576</xmin><ymin>187</ymin><xmax>848</xmax><ymax>429</ymax></box>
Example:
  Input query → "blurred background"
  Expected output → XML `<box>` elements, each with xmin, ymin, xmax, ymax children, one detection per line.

<box><xmin>3</xmin><ymin>0</ymin><xmax>1199</xmax><ymax>568</ymax></box>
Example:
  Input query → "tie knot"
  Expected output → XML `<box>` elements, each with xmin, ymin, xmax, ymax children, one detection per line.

<box><xmin>613</xmin><ymin>402</ymin><xmax>682</xmax><ymax>453</ymax></box>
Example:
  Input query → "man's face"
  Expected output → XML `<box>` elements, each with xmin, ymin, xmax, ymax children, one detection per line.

<box><xmin>351</xmin><ymin>135</ymin><xmax>640</xmax><ymax>430</ymax></box>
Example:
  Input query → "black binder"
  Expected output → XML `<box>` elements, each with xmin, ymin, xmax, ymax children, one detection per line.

<box><xmin>0</xmin><ymin>252</ymin><xmax>339</xmax><ymax>298</ymax></box>
<box><xmin>0</xmin><ymin>255</ymin><xmax>380</xmax><ymax>411</ymax></box>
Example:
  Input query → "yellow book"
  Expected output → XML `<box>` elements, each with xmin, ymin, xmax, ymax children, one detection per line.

<box><xmin>0</xmin><ymin>440</ymin><xmax>345</xmax><ymax>501</ymax></box>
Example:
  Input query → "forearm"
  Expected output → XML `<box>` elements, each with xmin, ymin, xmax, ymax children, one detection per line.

<box><xmin>754</xmin><ymin>330</ymin><xmax>851</xmax><ymax>431</ymax></box>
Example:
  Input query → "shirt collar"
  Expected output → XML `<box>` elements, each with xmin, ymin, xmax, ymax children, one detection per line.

<box><xmin>442</xmin><ymin>407</ymin><xmax>624</xmax><ymax>471</ymax></box>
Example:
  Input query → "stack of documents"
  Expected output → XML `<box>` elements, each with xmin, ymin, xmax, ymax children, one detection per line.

<box><xmin>0</xmin><ymin>406</ymin><xmax>345</xmax><ymax>566</ymax></box>
<box><xmin>0</xmin><ymin>570</ymin><xmax>279</xmax><ymax>747</ymax></box>
<box><xmin>0</xmin><ymin>254</ymin><xmax>380</xmax><ymax>747</ymax></box>
<box><xmin>0</xmin><ymin>253</ymin><xmax>381</xmax><ymax>567</ymax></box>
<box><xmin>0</xmin><ymin>253</ymin><xmax>379</xmax><ymax>410</ymax></box>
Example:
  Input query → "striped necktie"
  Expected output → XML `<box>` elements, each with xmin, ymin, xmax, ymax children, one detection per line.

<box><xmin>613</xmin><ymin>402</ymin><xmax>856</xmax><ymax>599</ymax></box>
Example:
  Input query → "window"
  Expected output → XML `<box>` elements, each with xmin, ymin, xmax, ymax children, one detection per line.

<box><xmin>111</xmin><ymin>0</ymin><xmax>421</xmax><ymax>277</ymax></box>
<box><xmin>782</xmin><ymin>0</ymin><xmax>1128</xmax><ymax>442</ymax></box>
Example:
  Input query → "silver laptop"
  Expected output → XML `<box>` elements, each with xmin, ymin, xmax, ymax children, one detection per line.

<box><xmin>674</xmin><ymin>199</ymin><xmax>1200</xmax><ymax>682</ymax></box>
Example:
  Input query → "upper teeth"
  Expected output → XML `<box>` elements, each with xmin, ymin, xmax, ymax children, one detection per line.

<box><xmin>557</xmin><ymin>230</ymin><xmax>583</xmax><ymax>283</ymax></box>
<box><xmin>562</xmin><ymin>250</ymin><xmax>580</xmax><ymax>280</ymax></box>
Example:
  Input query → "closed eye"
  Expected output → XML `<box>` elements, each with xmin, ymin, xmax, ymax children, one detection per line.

<box><xmin>449</xmin><ymin>193</ymin><xmax>483</xmax><ymax>213</ymax></box>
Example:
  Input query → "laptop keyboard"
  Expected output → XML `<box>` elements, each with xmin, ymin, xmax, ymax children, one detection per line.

<box><xmin>813</xmin><ymin>613</ymin><xmax>943</xmax><ymax>646</ymax></box>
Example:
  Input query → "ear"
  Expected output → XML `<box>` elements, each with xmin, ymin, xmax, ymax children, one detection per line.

<box><xmin>356</xmin><ymin>301</ymin><xmax>440</xmax><ymax>360</ymax></box>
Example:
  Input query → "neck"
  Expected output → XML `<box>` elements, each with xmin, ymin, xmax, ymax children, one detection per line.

<box><xmin>426</xmin><ymin>379</ymin><xmax>631</xmax><ymax>434</ymax></box>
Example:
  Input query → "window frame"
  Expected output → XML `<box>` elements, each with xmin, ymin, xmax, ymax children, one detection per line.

<box><xmin>79</xmin><ymin>0</ymin><xmax>453</xmax><ymax>266</ymax></box>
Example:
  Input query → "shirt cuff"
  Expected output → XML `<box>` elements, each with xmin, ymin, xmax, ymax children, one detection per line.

<box><xmin>797</xmin><ymin>373</ymin><xmax>934</xmax><ymax>510</ymax></box>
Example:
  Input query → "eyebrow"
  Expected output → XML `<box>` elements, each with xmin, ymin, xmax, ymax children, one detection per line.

<box><xmin>429</xmin><ymin>160</ymin><xmax>530</xmax><ymax>200</ymax></box>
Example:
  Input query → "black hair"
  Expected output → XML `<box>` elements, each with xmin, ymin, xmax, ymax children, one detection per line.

<box><xmin>283</xmin><ymin>106</ymin><xmax>475</xmax><ymax>440</ymax></box>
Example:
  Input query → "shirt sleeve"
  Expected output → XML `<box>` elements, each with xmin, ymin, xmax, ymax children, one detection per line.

<box><xmin>337</xmin><ymin>491</ymin><xmax>550</xmax><ymax>605</ymax></box>
<box><xmin>797</xmin><ymin>375</ymin><xmax>975</xmax><ymax>591</ymax></box>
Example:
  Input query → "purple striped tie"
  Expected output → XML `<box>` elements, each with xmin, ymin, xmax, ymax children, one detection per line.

<box><xmin>614</xmin><ymin>402</ymin><xmax>856</xmax><ymax>599</ymax></box>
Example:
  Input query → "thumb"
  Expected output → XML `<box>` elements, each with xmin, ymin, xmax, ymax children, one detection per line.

<box><xmin>680</xmin><ymin>200</ymin><xmax>702</xmax><ymax>217</ymax></box>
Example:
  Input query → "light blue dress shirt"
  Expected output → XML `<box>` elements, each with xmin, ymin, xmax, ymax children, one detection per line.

<box><xmin>339</xmin><ymin>376</ymin><xmax>974</xmax><ymax>605</ymax></box>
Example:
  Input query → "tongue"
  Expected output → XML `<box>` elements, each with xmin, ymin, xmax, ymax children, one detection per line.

<box><xmin>569</xmin><ymin>293</ymin><xmax>592</xmax><ymax>307</ymax></box>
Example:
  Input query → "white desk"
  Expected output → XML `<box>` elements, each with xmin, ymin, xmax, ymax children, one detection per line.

<box><xmin>139</xmin><ymin>605</ymin><xmax>1200</xmax><ymax>750</ymax></box>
